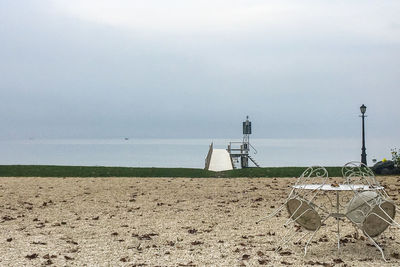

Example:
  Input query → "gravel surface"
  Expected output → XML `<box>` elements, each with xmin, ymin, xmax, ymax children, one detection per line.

<box><xmin>1</xmin><ymin>176</ymin><xmax>400</xmax><ymax>266</ymax></box>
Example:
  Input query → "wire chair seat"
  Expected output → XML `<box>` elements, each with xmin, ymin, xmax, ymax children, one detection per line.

<box><xmin>347</xmin><ymin>191</ymin><xmax>396</xmax><ymax>237</ymax></box>
<box><xmin>286</xmin><ymin>198</ymin><xmax>321</xmax><ymax>231</ymax></box>
<box><xmin>346</xmin><ymin>191</ymin><xmax>379</xmax><ymax>224</ymax></box>
<box><xmin>364</xmin><ymin>200</ymin><xmax>396</xmax><ymax>237</ymax></box>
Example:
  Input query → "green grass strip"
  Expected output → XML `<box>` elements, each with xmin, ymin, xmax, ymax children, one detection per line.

<box><xmin>0</xmin><ymin>165</ymin><xmax>345</xmax><ymax>178</ymax></box>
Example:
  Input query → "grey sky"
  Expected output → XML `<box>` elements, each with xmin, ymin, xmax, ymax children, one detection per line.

<box><xmin>0</xmin><ymin>0</ymin><xmax>399</xmax><ymax>139</ymax></box>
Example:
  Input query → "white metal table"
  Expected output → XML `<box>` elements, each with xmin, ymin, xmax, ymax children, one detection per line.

<box><xmin>292</xmin><ymin>184</ymin><xmax>384</xmax><ymax>252</ymax></box>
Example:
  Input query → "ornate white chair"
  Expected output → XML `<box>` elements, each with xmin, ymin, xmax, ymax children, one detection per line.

<box><xmin>343</xmin><ymin>161</ymin><xmax>400</xmax><ymax>261</ymax></box>
<box><xmin>257</xmin><ymin>166</ymin><xmax>330</xmax><ymax>255</ymax></box>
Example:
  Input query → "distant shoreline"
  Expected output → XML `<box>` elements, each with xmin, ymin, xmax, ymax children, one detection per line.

<box><xmin>0</xmin><ymin>165</ymin><xmax>353</xmax><ymax>178</ymax></box>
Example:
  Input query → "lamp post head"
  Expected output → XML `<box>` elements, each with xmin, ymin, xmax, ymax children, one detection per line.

<box><xmin>360</xmin><ymin>104</ymin><xmax>367</xmax><ymax>115</ymax></box>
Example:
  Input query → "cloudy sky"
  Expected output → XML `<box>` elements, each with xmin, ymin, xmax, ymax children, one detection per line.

<box><xmin>0</xmin><ymin>0</ymin><xmax>399</xmax><ymax>140</ymax></box>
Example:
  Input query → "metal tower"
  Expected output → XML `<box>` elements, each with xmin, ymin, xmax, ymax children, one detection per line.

<box><xmin>241</xmin><ymin>116</ymin><xmax>251</xmax><ymax>168</ymax></box>
<box><xmin>227</xmin><ymin>116</ymin><xmax>260</xmax><ymax>168</ymax></box>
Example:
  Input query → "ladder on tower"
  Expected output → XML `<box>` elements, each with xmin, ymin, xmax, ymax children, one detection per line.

<box><xmin>248</xmin><ymin>155</ymin><xmax>261</xmax><ymax>168</ymax></box>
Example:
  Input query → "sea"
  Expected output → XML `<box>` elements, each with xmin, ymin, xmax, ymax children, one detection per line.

<box><xmin>0</xmin><ymin>138</ymin><xmax>397</xmax><ymax>168</ymax></box>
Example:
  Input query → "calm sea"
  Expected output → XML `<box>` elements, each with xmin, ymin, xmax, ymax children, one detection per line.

<box><xmin>0</xmin><ymin>138</ymin><xmax>397</xmax><ymax>168</ymax></box>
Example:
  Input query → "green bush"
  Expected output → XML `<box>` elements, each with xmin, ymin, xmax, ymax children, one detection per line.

<box><xmin>391</xmin><ymin>148</ymin><xmax>400</xmax><ymax>167</ymax></box>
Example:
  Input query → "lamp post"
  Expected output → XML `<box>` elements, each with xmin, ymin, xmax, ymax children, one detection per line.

<box><xmin>360</xmin><ymin>104</ymin><xmax>367</xmax><ymax>165</ymax></box>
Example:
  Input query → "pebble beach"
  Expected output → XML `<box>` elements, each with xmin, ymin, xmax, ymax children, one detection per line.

<box><xmin>1</xmin><ymin>176</ymin><xmax>400</xmax><ymax>266</ymax></box>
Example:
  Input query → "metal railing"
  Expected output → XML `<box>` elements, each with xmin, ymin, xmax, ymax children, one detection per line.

<box><xmin>204</xmin><ymin>142</ymin><xmax>213</xmax><ymax>170</ymax></box>
<box><xmin>227</xmin><ymin>141</ymin><xmax>257</xmax><ymax>155</ymax></box>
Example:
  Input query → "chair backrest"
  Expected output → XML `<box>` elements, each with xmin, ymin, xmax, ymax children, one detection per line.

<box><xmin>292</xmin><ymin>166</ymin><xmax>329</xmax><ymax>204</ymax></box>
<box><xmin>342</xmin><ymin>161</ymin><xmax>378</xmax><ymax>188</ymax></box>
<box><xmin>295</xmin><ymin>165</ymin><xmax>329</xmax><ymax>187</ymax></box>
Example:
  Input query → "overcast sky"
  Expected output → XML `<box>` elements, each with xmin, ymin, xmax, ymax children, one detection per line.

<box><xmin>0</xmin><ymin>0</ymin><xmax>399</xmax><ymax>140</ymax></box>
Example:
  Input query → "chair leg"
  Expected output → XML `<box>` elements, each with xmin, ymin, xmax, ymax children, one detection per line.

<box><xmin>275</xmin><ymin>225</ymin><xmax>304</xmax><ymax>253</ymax></box>
<box><xmin>352</xmin><ymin>225</ymin><xmax>360</xmax><ymax>239</ymax></box>
<box><xmin>304</xmin><ymin>227</ymin><xmax>321</xmax><ymax>256</ymax></box>
<box><xmin>275</xmin><ymin>223</ymin><xmax>321</xmax><ymax>256</ymax></box>
<box><xmin>392</xmin><ymin>220</ymin><xmax>400</xmax><ymax>229</ymax></box>
<box><xmin>364</xmin><ymin>232</ymin><xmax>387</xmax><ymax>262</ymax></box>
<box><xmin>256</xmin><ymin>204</ymin><xmax>286</xmax><ymax>224</ymax></box>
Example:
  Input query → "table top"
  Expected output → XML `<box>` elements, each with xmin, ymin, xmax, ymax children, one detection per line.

<box><xmin>292</xmin><ymin>184</ymin><xmax>383</xmax><ymax>191</ymax></box>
